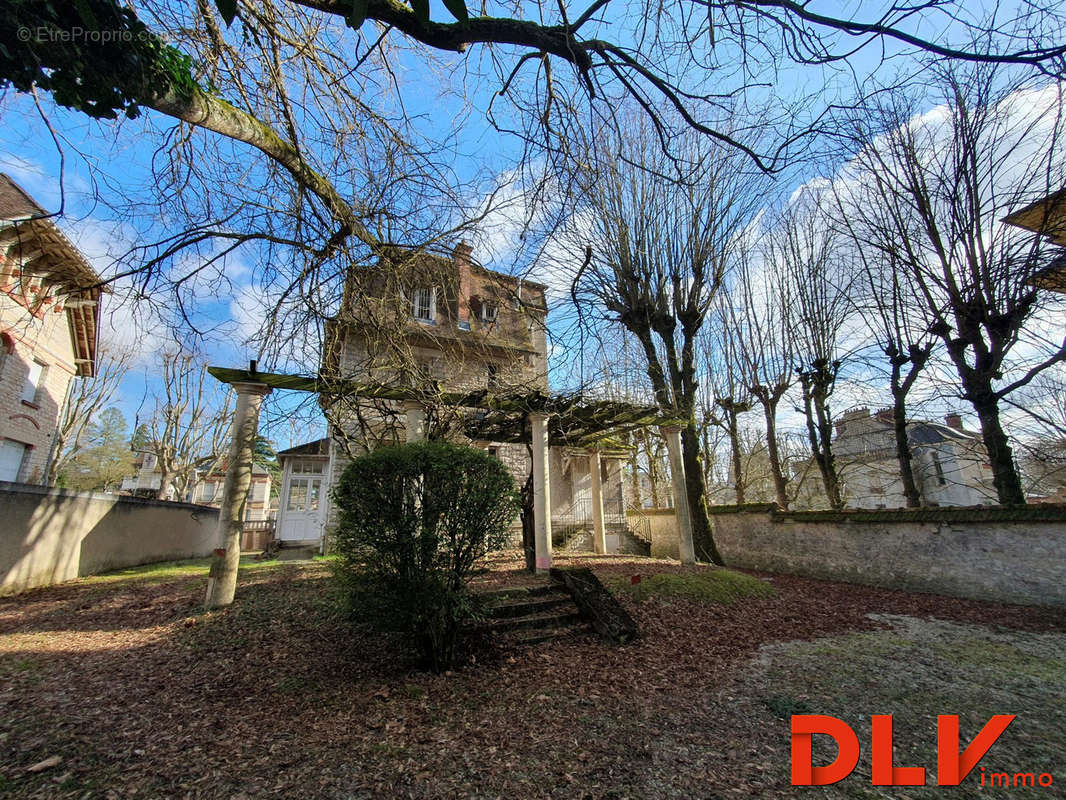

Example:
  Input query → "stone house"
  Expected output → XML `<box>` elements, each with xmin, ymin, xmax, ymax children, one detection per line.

<box><xmin>834</xmin><ymin>407</ymin><xmax>996</xmax><ymax>508</ymax></box>
<box><xmin>0</xmin><ymin>174</ymin><xmax>102</xmax><ymax>484</ymax></box>
<box><xmin>273</xmin><ymin>243</ymin><xmax>642</xmax><ymax>552</ymax></box>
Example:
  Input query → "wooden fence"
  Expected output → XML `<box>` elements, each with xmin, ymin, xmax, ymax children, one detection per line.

<box><xmin>240</xmin><ymin>519</ymin><xmax>276</xmax><ymax>552</ymax></box>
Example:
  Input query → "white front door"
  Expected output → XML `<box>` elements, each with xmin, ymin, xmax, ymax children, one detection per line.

<box><xmin>0</xmin><ymin>440</ymin><xmax>27</xmax><ymax>482</ymax></box>
<box><xmin>279</xmin><ymin>472</ymin><xmax>323</xmax><ymax>541</ymax></box>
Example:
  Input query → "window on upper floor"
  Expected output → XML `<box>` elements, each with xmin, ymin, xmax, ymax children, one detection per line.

<box><xmin>21</xmin><ymin>361</ymin><xmax>44</xmax><ymax>405</ymax></box>
<box><xmin>410</xmin><ymin>287</ymin><xmax>436</xmax><ymax>324</ymax></box>
<box><xmin>480</xmin><ymin>301</ymin><xmax>498</xmax><ymax>324</ymax></box>
<box><xmin>931</xmin><ymin>451</ymin><xmax>947</xmax><ymax>486</ymax></box>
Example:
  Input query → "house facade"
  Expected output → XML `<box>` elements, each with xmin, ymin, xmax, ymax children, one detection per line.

<box><xmin>0</xmin><ymin>175</ymin><xmax>102</xmax><ymax>484</ymax></box>
<box><xmin>274</xmin><ymin>243</ymin><xmax>641</xmax><ymax>552</ymax></box>
<box><xmin>834</xmin><ymin>407</ymin><xmax>997</xmax><ymax>508</ymax></box>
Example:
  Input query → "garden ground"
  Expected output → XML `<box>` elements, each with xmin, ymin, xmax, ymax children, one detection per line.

<box><xmin>1</xmin><ymin>554</ymin><xmax>1064</xmax><ymax>799</ymax></box>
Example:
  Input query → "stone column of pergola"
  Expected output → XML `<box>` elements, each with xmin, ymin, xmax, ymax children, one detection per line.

<box><xmin>530</xmin><ymin>412</ymin><xmax>553</xmax><ymax>574</ymax></box>
<box><xmin>404</xmin><ymin>401</ymin><xmax>426</xmax><ymax>442</ymax></box>
<box><xmin>588</xmin><ymin>450</ymin><xmax>607</xmax><ymax>555</ymax></box>
<box><xmin>661</xmin><ymin>425</ymin><xmax>696</xmax><ymax>566</ymax></box>
<box><xmin>205</xmin><ymin>380</ymin><xmax>272</xmax><ymax>608</ymax></box>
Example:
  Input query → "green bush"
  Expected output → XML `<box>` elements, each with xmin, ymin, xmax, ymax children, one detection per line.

<box><xmin>331</xmin><ymin>440</ymin><xmax>520</xmax><ymax>671</ymax></box>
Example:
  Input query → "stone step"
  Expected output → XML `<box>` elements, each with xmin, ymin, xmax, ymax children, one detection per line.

<box><xmin>486</xmin><ymin>595</ymin><xmax>574</xmax><ymax>619</ymax></box>
<box><xmin>508</xmin><ymin>623</ymin><xmax>595</xmax><ymax>647</ymax></box>
<box><xmin>479</xmin><ymin>609</ymin><xmax>584</xmax><ymax>635</ymax></box>
<box><xmin>474</xmin><ymin>584</ymin><xmax>567</xmax><ymax>603</ymax></box>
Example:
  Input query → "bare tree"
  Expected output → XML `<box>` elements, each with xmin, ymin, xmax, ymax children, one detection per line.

<box><xmin>570</xmin><ymin>114</ymin><xmax>765</xmax><ymax>563</ymax></box>
<box><xmin>766</xmin><ymin>193</ymin><xmax>853</xmax><ymax>510</ymax></box>
<box><xmin>47</xmin><ymin>345</ymin><xmax>132</xmax><ymax>486</ymax></box>
<box><xmin>731</xmin><ymin>248</ymin><xmax>795</xmax><ymax>508</ymax></box>
<box><xmin>143</xmin><ymin>350</ymin><xmax>234</xmax><ymax>501</ymax></box>
<box><xmin>703</xmin><ymin>299</ymin><xmax>752</xmax><ymax>504</ymax></box>
<box><xmin>835</xmin><ymin>64</ymin><xmax>1066</xmax><ymax>505</ymax></box>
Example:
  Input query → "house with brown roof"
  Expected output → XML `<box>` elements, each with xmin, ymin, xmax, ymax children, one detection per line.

<box><xmin>273</xmin><ymin>244</ymin><xmax>644</xmax><ymax>554</ymax></box>
<box><xmin>0</xmin><ymin>174</ymin><xmax>103</xmax><ymax>484</ymax></box>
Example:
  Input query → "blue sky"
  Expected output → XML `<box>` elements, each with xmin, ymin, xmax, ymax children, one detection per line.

<box><xmin>2</xmin><ymin>0</ymin><xmax>1063</xmax><ymax>450</ymax></box>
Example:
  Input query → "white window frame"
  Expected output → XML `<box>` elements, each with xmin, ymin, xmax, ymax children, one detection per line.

<box><xmin>21</xmin><ymin>361</ymin><xmax>44</xmax><ymax>404</ymax></box>
<box><xmin>411</xmin><ymin>287</ymin><xmax>436</xmax><ymax>324</ymax></box>
<box><xmin>480</xmin><ymin>301</ymin><xmax>498</xmax><ymax>324</ymax></box>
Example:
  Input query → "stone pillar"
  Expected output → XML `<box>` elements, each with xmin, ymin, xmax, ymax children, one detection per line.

<box><xmin>662</xmin><ymin>425</ymin><xmax>696</xmax><ymax>566</ymax></box>
<box><xmin>405</xmin><ymin>401</ymin><xmax>426</xmax><ymax>442</ymax></box>
<box><xmin>530</xmin><ymin>412</ymin><xmax>553</xmax><ymax>574</ymax></box>
<box><xmin>205</xmin><ymin>381</ymin><xmax>271</xmax><ymax>608</ymax></box>
<box><xmin>589</xmin><ymin>450</ymin><xmax>607</xmax><ymax>555</ymax></box>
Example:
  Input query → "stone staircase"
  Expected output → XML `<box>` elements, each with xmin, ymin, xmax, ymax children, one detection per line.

<box><xmin>475</xmin><ymin>584</ymin><xmax>593</xmax><ymax>646</ymax></box>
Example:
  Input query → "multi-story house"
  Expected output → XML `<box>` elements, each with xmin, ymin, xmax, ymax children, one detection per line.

<box><xmin>834</xmin><ymin>407</ymin><xmax>997</xmax><ymax>508</ymax></box>
<box><xmin>273</xmin><ymin>243</ymin><xmax>642</xmax><ymax>552</ymax></box>
<box><xmin>0</xmin><ymin>174</ymin><xmax>102</xmax><ymax>484</ymax></box>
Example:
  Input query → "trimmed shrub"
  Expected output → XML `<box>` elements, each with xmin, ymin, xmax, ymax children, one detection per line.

<box><xmin>332</xmin><ymin>440</ymin><xmax>520</xmax><ymax>671</ymax></box>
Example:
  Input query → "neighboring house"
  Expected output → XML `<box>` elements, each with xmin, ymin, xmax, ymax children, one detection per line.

<box><xmin>834</xmin><ymin>407</ymin><xmax>997</xmax><ymax>508</ymax></box>
<box><xmin>276</xmin><ymin>243</ymin><xmax>639</xmax><ymax>552</ymax></box>
<box><xmin>122</xmin><ymin>450</ymin><xmax>273</xmax><ymax>519</ymax></box>
<box><xmin>1004</xmin><ymin>189</ymin><xmax>1066</xmax><ymax>293</ymax></box>
<box><xmin>188</xmin><ymin>464</ymin><xmax>273</xmax><ymax>521</ymax></box>
<box><xmin>120</xmin><ymin>451</ymin><xmax>170</xmax><ymax>498</ymax></box>
<box><xmin>0</xmin><ymin>174</ymin><xmax>103</xmax><ymax>484</ymax></box>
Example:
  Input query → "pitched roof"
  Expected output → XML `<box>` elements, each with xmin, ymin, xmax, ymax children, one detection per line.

<box><xmin>0</xmin><ymin>174</ymin><xmax>48</xmax><ymax>219</ymax></box>
<box><xmin>0</xmin><ymin>174</ymin><xmax>105</xmax><ymax>376</ymax></box>
<box><xmin>277</xmin><ymin>438</ymin><xmax>331</xmax><ymax>457</ymax></box>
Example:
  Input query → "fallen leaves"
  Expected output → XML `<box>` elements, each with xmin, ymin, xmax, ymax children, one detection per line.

<box><xmin>0</xmin><ymin>556</ymin><xmax>1062</xmax><ymax>798</ymax></box>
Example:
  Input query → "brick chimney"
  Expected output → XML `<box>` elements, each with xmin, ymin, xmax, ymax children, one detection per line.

<box><xmin>454</xmin><ymin>241</ymin><xmax>473</xmax><ymax>331</ymax></box>
<box><xmin>874</xmin><ymin>408</ymin><xmax>894</xmax><ymax>425</ymax></box>
<box><xmin>945</xmin><ymin>413</ymin><xmax>964</xmax><ymax>431</ymax></box>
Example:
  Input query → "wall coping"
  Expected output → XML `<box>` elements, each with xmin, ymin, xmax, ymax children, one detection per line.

<box><xmin>626</xmin><ymin>507</ymin><xmax>676</xmax><ymax>516</ymax></box>
<box><xmin>0</xmin><ymin>481</ymin><xmax>220</xmax><ymax>514</ymax></box>
<box><xmin>706</xmin><ymin>502</ymin><xmax>1066</xmax><ymax>524</ymax></box>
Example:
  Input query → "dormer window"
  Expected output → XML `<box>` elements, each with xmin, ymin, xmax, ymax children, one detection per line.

<box><xmin>410</xmin><ymin>287</ymin><xmax>436</xmax><ymax>324</ymax></box>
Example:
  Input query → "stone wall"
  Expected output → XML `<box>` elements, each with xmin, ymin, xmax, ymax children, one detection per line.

<box><xmin>1</xmin><ymin>482</ymin><xmax>219</xmax><ymax>595</ymax></box>
<box><xmin>708</xmin><ymin>504</ymin><xmax>1066</xmax><ymax>607</ymax></box>
<box><xmin>628</xmin><ymin>508</ymin><xmax>680</xmax><ymax>560</ymax></box>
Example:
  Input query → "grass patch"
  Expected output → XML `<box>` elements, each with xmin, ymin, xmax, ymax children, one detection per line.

<box><xmin>85</xmin><ymin>557</ymin><xmax>285</xmax><ymax>585</ymax></box>
<box><xmin>608</xmin><ymin>569</ymin><xmax>775</xmax><ymax>604</ymax></box>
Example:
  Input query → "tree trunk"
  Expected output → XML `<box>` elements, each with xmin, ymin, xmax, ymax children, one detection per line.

<box><xmin>681</xmin><ymin>422</ymin><xmax>724</xmax><ymax>565</ymax></box>
<box><xmin>971</xmin><ymin>394</ymin><xmax>1026</xmax><ymax>505</ymax></box>
<box><xmin>891</xmin><ymin>390</ymin><xmax>922</xmax><ymax>508</ymax></box>
<box><xmin>760</xmin><ymin>399</ymin><xmax>789</xmax><ymax>509</ymax></box>
<box><xmin>727</xmin><ymin>412</ymin><xmax>745</xmax><ymax>504</ymax></box>
<box><xmin>520</xmin><ymin>470</ymin><xmax>536</xmax><ymax>573</ymax></box>
<box><xmin>647</xmin><ymin>435</ymin><xmax>663</xmax><ymax>508</ymax></box>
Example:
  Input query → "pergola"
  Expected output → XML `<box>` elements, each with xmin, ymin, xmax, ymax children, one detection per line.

<box><xmin>203</xmin><ymin>364</ymin><xmax>697</xmax><ymax>598</ymax></box>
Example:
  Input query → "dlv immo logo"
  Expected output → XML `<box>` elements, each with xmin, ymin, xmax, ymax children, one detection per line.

<box><xmin>791</xmin><ymin>715</ymin><xmax>1054</xmax><ymax>788</ymax></box>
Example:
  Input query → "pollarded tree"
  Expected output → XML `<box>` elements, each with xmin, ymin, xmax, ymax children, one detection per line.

<box><xmin>142</xmin><ymin>350</ymin><xmax>234</xmax><ymax>501</ymax></box>
<box><xmin>765</xmin><ymin>192</ymin><xmax>854</xmax><ymax>510</ymax></box>
<box><xmin>570</xmin><ymin>114</ymin><xmax>766</xmax><ymax>563</ymax></box>
<box><xmin>834</xmin><ymin>64</ymin><xmax>1066</xmax><ymax>505</ymax></box>
<box><xmin>731</xmin><ymin>248</ymin><xmax>795</xmax><ymax>508</ymax></box>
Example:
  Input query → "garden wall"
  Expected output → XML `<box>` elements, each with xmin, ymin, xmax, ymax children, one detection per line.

<box><xmin>708</xmin><ymin>504</ymin><xmax>1066</xmax><ymax>607</ymax></box>
<box><xmin>628</xmin><ymin>509</ymin><xmax>680</xmax><ymax>560</ymax></box>
<box><xmin>0</xmin><ymin>482</ymin><xmax>219</xmax><ymax>595</ymax></box>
